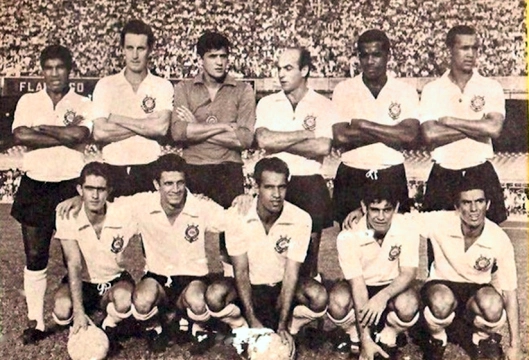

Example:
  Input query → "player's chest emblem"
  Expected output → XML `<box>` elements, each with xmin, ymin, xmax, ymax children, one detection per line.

<box><xmin>274</xmin><ymin>235</ymin><xmax>291</xmax><ymax>254</ymax></box>
<box><xmin>63</xmin><ymin>109</ymin><xmax>83</xmax><ymax>126</ymax></box>
<box><xmin>388</xmin><ymin>245</ymin><xmax>401</xmax><ymax>261</ymax></box>
<box><xmin>206</xmin><ymin>115</ymin><xmax>218</xmax><ymax>124</ymax></box>
<box><xmin>470</xmin><ymin>95</ymin><xmax>485</xmax><ymax>112</ymax></box>
<box><xmin>184</xmin><ymin>224</ymin><xmax>200</xmax><ymax>243</ymax></box>
<box><xmin>111</xmin><ymin>235</ymin><xmax>125</xmax><ymax>254</ymax></box>
<box><xmin>302</xmin><ymin>115</ymin><xmax>316</xmax><ymax>131</ymax></box>
<box><xmin>473</xmin><ymin>254</ymin><xmax>493</xmax><ymax>271</ymax></box>
<box><xmin>388</xmin><ymin>102</ymin><xmax>401</xmax><ymax>120</ymax></box>
<box><xmin>141</xmin><ymin>95</ymin><xmax>156</xmax><ymax>113</ymax></box>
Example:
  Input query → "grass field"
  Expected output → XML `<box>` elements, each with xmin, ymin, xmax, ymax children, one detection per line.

<box><xmin>0</xmin><ymin>203</ymin><xmax>527</xmax><ymax>360</ymax></box>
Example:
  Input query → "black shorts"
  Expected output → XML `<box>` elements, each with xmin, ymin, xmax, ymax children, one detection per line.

<box><xmin>62</xmin><ymin>271</ymin><xmax>134</xmax><ymax>314</ymax></box>
<box><xmin>422</xmin><ymin>161</ymin><xmax>507</xmax><ymax>224</ymax></box>
<box><xmin>142</xmin><ymin>272</ymin><xmax>215</xmax><ymax>311</ymax></box>
<box><xmin>332</xmin><ymin>163</ymin><xmax>410</xmax><ymax>224</ymax></box>
<box><xmin>107</xmin><ymin>162</ymin><xmax>157</xmax><ymax>198</ymax></box>
<box><xmin>367</xmin><ymin>284</ymin><xmax>391</xmax><ymax>332</ymax></box>
<box><xmin>249</xmin><ymin>282</ymin><xmax>283</xmax><ymax>330</ymax></box>
<box><xmin>286</xmin><ymin>175</ymin><xmax>333</xmax><ymax>232</ymax></box>
<box><xmin>184</xmin><ymin>162</ymin><xmax>244</xmax><ymax>209</ymax></box>
<box><xmin>11</xmin><ymin>175</ymin><xmax>78</xmax><ymax>227</ymax></box>
<box><xmin>420</xmin><ymin>280</ymin><xmax>492</xmax><ymax>317</ymax></box>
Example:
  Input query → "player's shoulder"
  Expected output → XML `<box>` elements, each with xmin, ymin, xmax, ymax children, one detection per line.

<box><xmin>17</xmin><ymin>90</ymin><xmax>43</xmax><ymax>104</ymax></box>
<box><xmin>283</xmin><ymin>201</ymin><xmax>311</xmax><ymax>225</ymax></box>
<box><xmin>336</xmin><ymin>228</ymin><xmax>368</xmax><ymax>246</ymax></box>
<box><xmin>389</xmin><ymin>77</ymin><xmax>418</xmax><ymax>94</ymax></box>
<box><xmin>483</xmin><ymin>218</ymin><xmax>510</xmax><ymax>241</ymax></box>
<box><xmin>188</xmin><ymin>191</ymin><xmax>223</xmax><ymax>211</ymax></box>
<box><xmin>333</xmin><ymin>77</ymin><xmax>357</xmax><ymax>93</ymax></box>
<box><xmin>147</xmin><ymin>73</ymin><xmax>173</xmax><ymax>88</ymax></box>
<box><xmin>421</xmin><ymin>76</ymin><xmax>444</xmax><ymax>93</ymax></box>
<box><xmin>257</xmin><ymin>91</ymin><xmax>280</xmax><ymax>107</ymax></box>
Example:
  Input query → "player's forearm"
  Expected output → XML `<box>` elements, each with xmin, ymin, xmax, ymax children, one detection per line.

<box><xmin>349</xmin><ymin>278</ymin><xmax>370</xmax><ymax>341</ymax></box>
<box><xmin>359</xmin><ymin>118</ymin><xmax>419</xmax><ymax>147</ymax></box>
<box><xmin>69</xmin><ymin>265</ymin><xmax>86</xmax><ymax>316</ymax></box>
<box><xmin>255</xmin><ymin>128</ymin><xmax>313</xmax><ymax>153</ymax></box>
<box><xmin>35</xmin><ymin>125</ymin><xmax>90</xmax><ymax>146</ymax></box>
<box><xmin>234</xmin><ymin>272</ymin><xmax>258</xmax><ymax>322</ymax></box>
<box><xmin>284</xmin><ymin>138</ymin><xmax>331</xmax><ymax>159</ymax></box>
<box><xmin>13</xmin><ymin>127</ymin><xmax>64</xmax><ymax>148</ymax></box>
<box><xmin>332</xmin><ymin>122</ymin><xmax>378</xmax><ymax>149</ymax></box>
<box><xmin>180</xmin><ymin>122</ymin><xmax>229</xmax><ymax>143</ymax></box>
<box><xmin>503</xmin><ymin>290</ymin><xmax>520</xmax><ymax>348</ymax></box>
<box><xmin>421</xmin><ymin>121</ymin><xmax>467</xmax><ymax>148</ymax></box>
<box><xmin>109</xmin><ymin>111</ymin><xmax>170</xmax><ymax>138</ymax></box>
<box><xmin>440</xmin><ymin>114</ymin><xmax>504</xmax><ymax>140</ymax></box>
<box><xmin>378</xmin><ymin>268</ymin><xmax>417</xmax><ymax>303</ymax></box>
<box><xmin>278</xmin><ymin>262</ymin><xmax>300</xmax><ymax>329</ymax></box>
<box><xmin>92</xmin><ymin>118</ymin><xmax>135</xmax><ymax>144</ymax></box>
<box><xmin>206</xmin><ymin>130</ymin><xmax>243</xmax><ymax>150</ymax></box>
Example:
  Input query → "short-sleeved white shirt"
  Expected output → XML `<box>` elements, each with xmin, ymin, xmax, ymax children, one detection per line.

<box><xmin>114</xmin><ymin>190</ymin><xmax>225</xmax><ymax>277</ymax></box>
<box><xmin>12</xmin><ymin>88</ymin><xmax>93</xmax><ymax>182</ymax></box>
<box><xmin>255</xmin><ymin>89</ymin><xmax>341</xmax><ymax>175</ymax></box>
<box><xmin>337</xmin><ymin>214</ymin><xmax>420</xmax><ymax>286</ymax></box>
<box><xmin>92</xmin><ymin>69</ymin><xmax>174</xmax><ymax>166</ymax></box>
<box><xmin>55</xmin><ymin>202</ymin><xmax>137</xmax><ymax>284</ymax></box>
<box><xmin>225</xmin><ymin>199</ymin><xmax>312</xmax><ymax>285</ymax></box>
<box><xmin>332</xmin><ymin>74</ymin><xmax>419</xmax><ymax>170</ymax></box>
<box><xmin>420</xmin><ymin>211</ymin><xmax>517</xmax><ymax>291</ymax></box>
<box><xmin>419</xmin><ymin>70</ymin><xmax>505</xmax><ymax>169</ymax></box>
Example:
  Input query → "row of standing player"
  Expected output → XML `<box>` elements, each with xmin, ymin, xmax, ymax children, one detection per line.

<box><xmin>10</xmin><ymin>17</ymin><xmax>512</xmax><ymax>359</ymax></box>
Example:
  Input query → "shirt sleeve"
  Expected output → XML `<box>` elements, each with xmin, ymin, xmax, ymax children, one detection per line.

<box><xmin>12</xmin><ymin>94</ymin><xmax>32</xmax><ymax>130</ymax></box>
<box><xmin>336</xmin><ymin>230</ymin><xmax>363</xmax><ymax>280</ymax></box>
<box><xmin>286</xmin><ymin>211</ymin><xmax>312</xmax><ymax>263</ymax></box>
<box><xmin>75</xmin><ymin>96</ymin><xmax>94</xmax><ymax>133</ymax></box>
<box><xmin>204</xmin><ymin>199</ymin><xmax>227</xmax><ymax>233</ymax></box>
<box><xmin>91</xmin><ymin>79</ymin><xmax>112</xmax><ymax>120</ymax></box>
<box><xmin>55</xmin><ymin>215</ymin><xmax>77</xmax><ymax>241</ymax></box>
<box><xmin>157</xmin><ymin>79</ymin><xmax>175</xmax><ymax>112</ymax></box>
<box><xmin>254</xmin><ymin>97</ymin><xmax>270</xmax><ymax>130</ymax></box>
<box><xmin>315</xmin><ymin>98</ymin><xmax>342</xmax><ymax>139</ymax></box>
<box><xmin>331</xmin><ymin>82</ymin><xmax>352</xmax><ymax>123</ymax></box>
<box><xmin>234</xmin><ymin>83</ymin><xmax>257</xmax><ymax>149</ymax></box>
<box><xmin>418</xmin><ymin>81</ymin><xmax>439</xmax><ymax>123</ymax></box>
<box><xmin>485</xmin><ymin>80</ymin><xmax>506</xmax><ymax>117</ymax></box>
<box><xmin>225</xmin><ymin>210</ymin><xmax>248</xmax><ymax>257</ymax></box>
<box><xmin>398</xmin><ymin>83</ymin><xmax>420</xmax><ymax>122</ymax></box>
<box><xmin>397</xmin><ymin>221</ymin><xmax>420</xmax><ymax>269</ymax></box>
<box><xmin>494</xmin><ymin>230</ymin><xmax>517</xmax><ymax>291</ymax></box>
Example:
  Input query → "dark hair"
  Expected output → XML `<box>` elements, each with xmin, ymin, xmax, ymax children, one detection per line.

<box><xmin>196</xmin><ymin>31</ymin><xmax>231</xmax><ymax>58</ymax></box>
<box><xmin>79</xmin><ymin>161</ymin><xmax>112</xmax><ymax>188</ymax></box>
<box><xmin>253</xmin><ymin>157</ymin><xmax>290</xmax><ymax>185</ymax></box>
<box><xmin>453</xmin><ymin>171</ymin><xmax>487</xmax><ymax>205</ymax></box>
<box><xmin>362</xmin><ymin>183</ymin><xmax>399</xmax><ymax>208</ymax></box>
<box><xmin>120</xmin><ymin>19</ymin><xmax>155</xmax><ymax>48</ymax></box>
<box><xmin>40</xmin><ymin>45</ymin><xmax>73</xmax><ymax>71</ymax></box>
<box><xmin>285</xmin><ymin>47</ymin><xmax>312</xmax><ymax>79</ymax></box>
<box><xmin>357</xmin><ymin>29</ymin><xmax>391</xmax><ymax>54</ymax></box>
<box><xmin>446</xmin><ymin>25</ymin><xmax>476</xmax><ymax>48</ymax></box>
<box><xmin>152</xmin><ymin>154</ymin><xmax>187</xmax><ymax>182</ymax></box>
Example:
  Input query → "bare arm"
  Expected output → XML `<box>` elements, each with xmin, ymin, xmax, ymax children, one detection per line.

<box><xmin>420</xmin><ymin>120</ymin><xmax>468</xmax><ymax>149</ymax></box>
<box><xmin>108</xmin><ymin>110</ymin><xmax>171</xmax><ymax>139</ymax></box>
<box><xmin>13</xmin><ymin>125</ymin><xmax>89</xmax><ymax>149</ymax></box>
<box><xmin>503</xmin><ymin>289</ymin><xmax>521</xmax><ymax>359</ymax></box>
<box><xmin>357</xmin><ymin>118</ymin><xmax>420</xmax><ymax>149</ymax></box>
<box><xmin>231</xmin><ymin>253</ymin><xmax>263</xmax><ymax>328</ymax></box>
<box><xmin>255</xmin><ymin>127</ymin><xmax>313</xmax><ymax>153</ymax></box>
<box><xmin>332</xmin><ymin>122</ymin><xmax>379</xmax><ymax>151</ymax></box>
<box><xmin>283</xmin><ymin>137</ymin><xmax>332</xmax><ymax>160</ymax></box>
<box><xmin>277</xmin><ymin>259</ymin><xmax>300</xmax><ymax>348</ymax></box>
<box><xmin>171</xmin><ymin>106</ymin><xmax>229</xmax><ymax>143</ymax></box>
<box><xmin>60</xmin><ymin>238</ymin><xmax>88</xmax><ymax>334</ymax></box>
<box><xmin>438</xmin><ymin>112</ymin><xmax>505</xmax><ymax>140</ymax></box>
<box><xmin>206</xmin><ymin>129</ymin><xmax>244</xmax><ymax>150</ymax></box>
<box><xmin>92</xmin><ymin>117</ymin><xmax>136</xmax><ymax>144</ymax></box>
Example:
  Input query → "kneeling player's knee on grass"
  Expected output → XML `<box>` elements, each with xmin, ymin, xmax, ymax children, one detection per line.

<box><xmin>53</xmin><ymin>296</ymin><xmax>73</xmax><ymax>320</ymax></box>
<box><xmin>305</xmin><ymin>282</ymin><xmax>328</xmax><ymax>312</ymax></box>
<box><xmin>393</xmin><ymin>290</ymin><xmax>420</xmax><ymax>322</ymax></box>
<box><xmin>205</xmin><ymin>282</ymin><xmax>230</xmax><ymax>312</ymax></box>
<box><xmin>133</xmin><ymin>289</ymin><xmax>158</xmax><ymax>315</ymax></box>
<box><xmin>328</xmin><ymin>284</ymin><xmax>353</xmax><ymax>319</ymax></box>
<box><xmin>426</xmin><ymin>285</ymin><xmax>457</xmax><ymax>319</ymax></box>
<box><xmin>112</xmin><ymin>287</ymin><xmax>133</xmax><ymax>313</ymax></box>
<box><xmin>472</xmin><ymin>287</ymin><xmax>504</xmax><ymax>322</ymax></box>
<box><xmin>183</xmin><ymin>286</ymin><xmax>207</xmax><ymax>315</ymax></box>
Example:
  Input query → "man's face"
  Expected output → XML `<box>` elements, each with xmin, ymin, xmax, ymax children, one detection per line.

<box><xmin>77</xmin><ymin>175</ymin><xmax>109</xmax><ymax>213</ymax></box>
<box><xmin>123</xmin><ymin>33</ymin><xmax>150</xmax><ymax>74</ymax></box>
<box><xmin>201</xmin><ymin>48</ymin><xmax>229</xmax><ymax>81</ymax></box>
<box><xmin>362</xmin><ymin>199</ymin><xmax>397</xmax><ymax>237</ymax></box>
<box><xmin>456</xmin><ymin>189</ymin><xmax>490</xmax><ymax>230</ymax></box>
<box><xmin>277</xmin><ymin>49</ymin><xmax>306</xmax><ymax>93</ymax></box>
<box><xmin>358</xmin><ymin>41</ymin><xmax>389</xmax><ymax>81</ymax></box>
<box><xmin>450</xmin><ymin>34</ymin><xmax>478</xmax><ymax>73</ymax></box>
<box><xmin>257</xmin><ymin>171</ymin><xmax>288</xmax><ymax>215</ymax></box>
<box><xmin>42</xmin><ymin>58</ymin><xmax>70</xmax><ymax>94</ymax></box>
<box><xmin>154</xmin><ymin>171</ymin><xmax>186</xmax><ymax>208</ymax></box>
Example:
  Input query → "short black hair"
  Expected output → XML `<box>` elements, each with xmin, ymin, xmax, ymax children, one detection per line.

<box><xmin>120</xmin><ymin>19</ymin><xmax>155</xmax><ymax>48</ymax></box>
<box><xmin>285</xmin><ymin>47</ymin><xmax>312</xmax><ymax>79</ymax></box>
<box><xmin>453</xmin><ymin>171</ymin><xmax>488</xmax><ymax>205</ymax></box>
<box><xmin>362</xmin><ymin>183</ymin><xmax>399</xmax><ymax>208</ymax></box>
<box><xmin>253</xmin><ymin>157</ymin><xmax>290</xmax><ymax>186</ymax></box>
<box><xmin>446</xmin><ymin>25</ymin><xmax>476</xmax><ymax>48</ymax></box>
<box><xmin>152</xmin><ymin>154</ymin><xmax>187</xmax><ymax>182</ymax></box>
<box><xmin>79</xmin><ymin>161</ymin><xmax>112</xmax><ymax>188</ymax></box>
<box><xmin>196</xmin><ymin>31</ymin><xmax>231</xmax><ymax>58</ymax></box>
<box><xmin>40</xmin><ymin>45</ymin><xmax>73</xmax><ymax>71</ymax></box>
<box><xmin>357</xmin><ymin>29</ymin><xmax>391</xmax><ymax>54</ymax></box>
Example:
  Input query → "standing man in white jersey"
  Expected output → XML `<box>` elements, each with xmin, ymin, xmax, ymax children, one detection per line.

<box><xmin>419</xmin><ymin>25</ymin><xmax>507</xmax><ymax>224</ymax></box>
<box><xmin>10</xmin><ymin>44</ymin><xmax>92</xmax><ymax>344</ymax></box>
<box><xmin>53</xmin><ymin>162</ymin><xmax>137</xmax><ymax>354</ymax></box>
<box><xmin>92</xmin><ymin>19</ymin><xmax>173</xmax><ymax>197</ymax></box>
<box><xmin>332</xmin><ymin>29</ymin><xmax>420</xmax><ymax>226</ymax></box>
<box><xmin>254</xmin><ymin>47</ymin><xmax>340</xmax><ymax>279</ymax></box>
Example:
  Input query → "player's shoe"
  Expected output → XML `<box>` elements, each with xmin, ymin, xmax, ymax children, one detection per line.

<box><xmin>103</xmin><ymin>326</ymin><xmax>124</xmax><ymax>356</ymax></box>
<box><xmin>469</xmin><ymin>333</ymin><xmax>504</xmax><ymax>360</ymax></box>
<box><xmin>295</xmin><ymin>327</ymin><xmax>325</xmax><ymax>351</ymax></box>
<box><xmin>189</xmin><ymin>330</ymin><xmax>217</xmax><ymax>355</ymax></box>
<box><xmin>145</xmin><ymin>328</ymin><xmax>168</xmax><ymax>353</ymax></box>
<box><xmin>333</xmin><ymin>330</ymin><xmax>360</xmax><ymax>358</ymax></box>
<box><xmin>22</xmin><ymin>320</ymin><xmax>48</xmax><ymax>345</ymax></box>
<box><xmin>422</xmin><ymin>337</ymin><xmax>446</xmax><ymax>360</ymax></box>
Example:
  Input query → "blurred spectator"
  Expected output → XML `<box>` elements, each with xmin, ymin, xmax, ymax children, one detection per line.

<box><xmin>0</xmin><ymin>0</ymin><xmax>526</xmax><ymax>78</ymax></box>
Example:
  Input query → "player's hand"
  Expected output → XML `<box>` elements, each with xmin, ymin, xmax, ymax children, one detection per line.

<box><xmin>505</xmin><ymin>345</ymin><xmax>522</xmax><ymax>360</ymax></box>
<box><xmin>343</xmin><ymin>208</ymin><xmax>364</xmax><ymax>230</ymax></box>
<box><xmin>276</xmin><ymin>328</ymin><xmax>294</xmax><ymax>350</ymax></box>
<box><xmin>71</xmin><ymin>312</ymin><xmax>89</xmax><ymax>335</ymax></box>
<box><xmin>174</xmin><ymin>106</ymin><xmax>197</xmax><ymax>123</ymax></box>
<box><xmin>56</xmin><ymin>196</ymin><xmax>83</xmax><ymax>220</ymax></box>
<box><xmin>359</xmin><ymin>337</ymin><xmax>389</xmax><ymax>360</ymax></box>
<box><xmin>359</xmin><ymin>292</ymin><xmax>389</xmax><ymax>327</ymax></box>
<box><xmin>231</xmin><ymin>194</ymin><xmax>254</xmax><ymax>216</ymax></box>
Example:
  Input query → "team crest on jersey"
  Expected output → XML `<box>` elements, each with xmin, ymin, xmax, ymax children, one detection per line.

<box><xmin>184</xmin><ymin>224</ymin><xmax>200</xmax><ymax>243</ymax></box>
<box><xmin>473</xmin><ymin>255</ymin><xmax>493</xmax><ymax>271</ymax></box>
<box><xmin>470</xmin><ymin>95</ymin><xmax>485</xmax><ymax>112</ymax></box>
<box><xmin>111</xmin><ymin>235</ymin><xmax>124</xmax><ymax>254</ymax></box>
<box><xmin>63</xmin><ymin>109</ymin><xmax>83</xmax><ymax>126</ymax></box>
<box><xmin>205</xmin><ymin>115</ymin><xmax>218</xmax><ymax>124</ymax></box>
<box><xmin>274</xmin><ymin>235</ymin><xmax>291</xmax><ymax>254</ymax></box>
<box><xmin>302</xmin><ymin>115</ymin><xmax>316</xmax><ymax>131</ymax></box>
<box><xmin>388</xmin><ymin>245</ymin><xmax>401</xmax><ymax>261</ymax></box>
<box><xmin>141</xmin><ymin>95</ymin><xmax>156</xmax><ymax>113</ymax></box>
<box><xmin>388</xmin><ymin>102</ymin><xmax>401</xmax><ymax>120</ymax></box>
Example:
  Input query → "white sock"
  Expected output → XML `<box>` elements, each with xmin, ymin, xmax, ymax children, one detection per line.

<box><xmin>378</xmin><ymin>311</ymin><xmax>419</xmax><ymax>346</ymax></box>
<box><xmin>102</xmin><ymin>302</ymin><xmax>132</xmax><ymax>330</ymax></box>
<box><xmin>208</xmin><ymin>304</ymin><xmax>248</xmax><ymax>329</ymax></box>
<box><xmin>289</xmin><ymin>305</ymin><xmax>327</xmax><ymax>335</ymax></box>
<box><xmin>424</xmin><ymin>306</ymin><xmax>454</xmax><ymax>346</ymax></box>
<box><xmin>327</xmin><ymin>309</ymin><xmax>359</xmax><ymax>342</ymax></box>
<box><xmin>24</xmin><ymin>267</ymin><xmax>47</xmax><ymax>331</ymax></box>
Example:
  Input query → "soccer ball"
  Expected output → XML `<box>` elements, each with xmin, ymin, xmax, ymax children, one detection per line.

<box><xmin>67</xmin><ymin>325</ymin><xmax>109</xmax><ymax>360</ymax></box>
<box><xmin>231</xmin><ymin>328</ymin><xmax>295</xmax><ymax>360</ymax></box>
